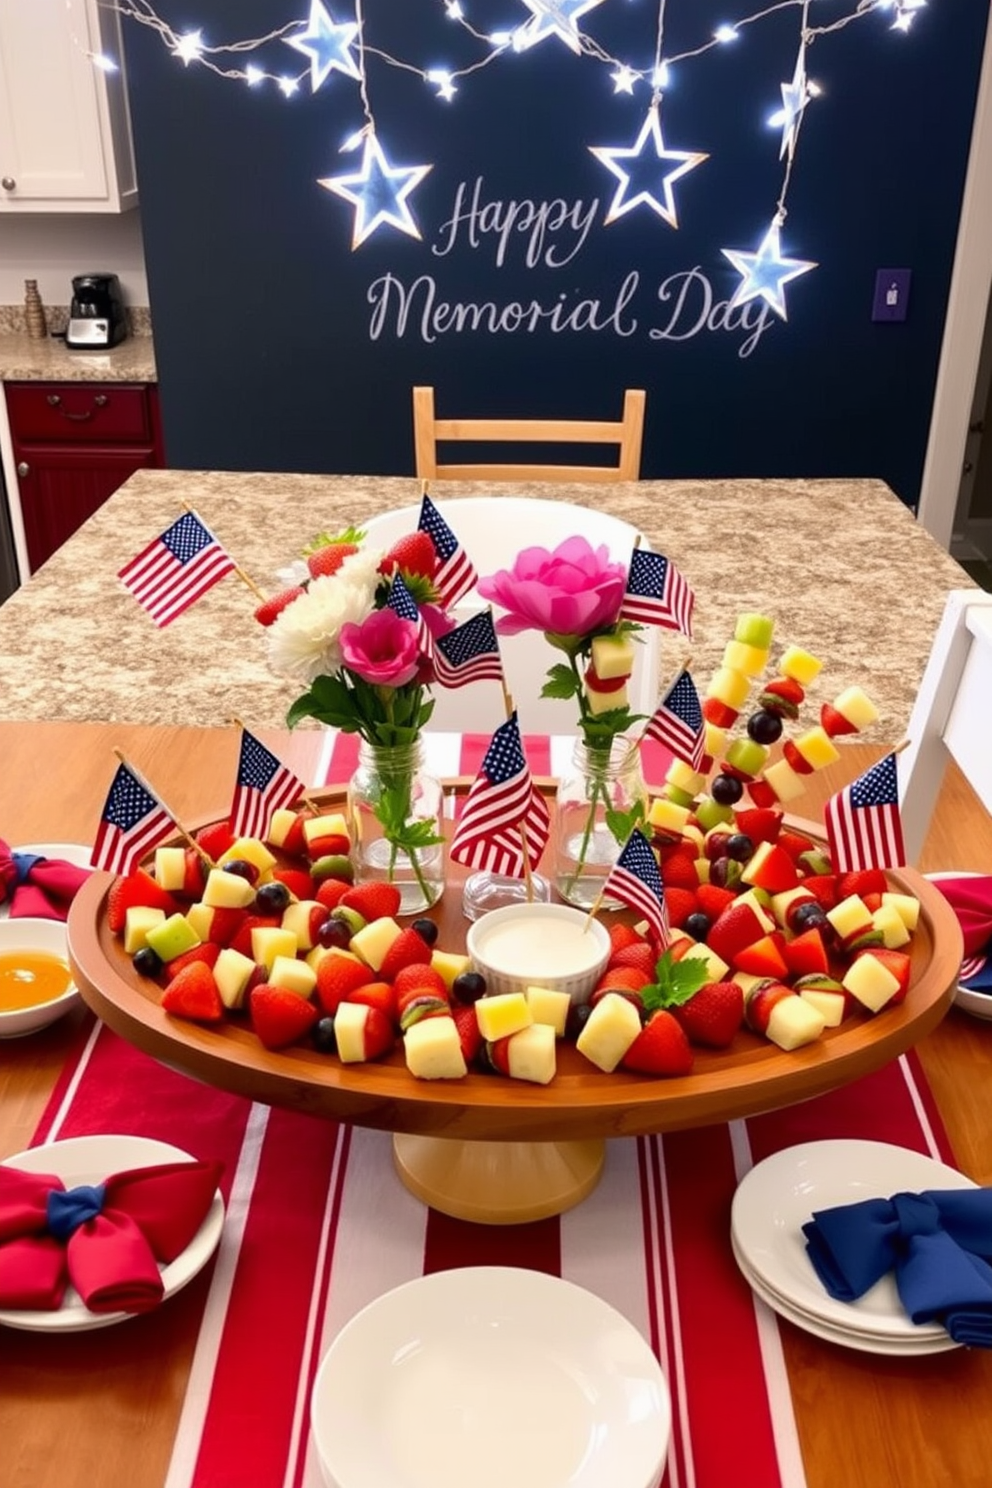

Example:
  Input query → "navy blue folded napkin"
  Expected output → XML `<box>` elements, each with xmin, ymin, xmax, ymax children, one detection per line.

<box><xmin>803</xmin><ymin>1187</ymin><xmax>992</xmax><ymax>1347</ymax></box>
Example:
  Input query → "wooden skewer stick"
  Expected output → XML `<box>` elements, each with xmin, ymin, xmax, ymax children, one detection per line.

<box><xmin>179</xmin><ymin>499</ymin><xmax>267</xmax><ymax>605</ymax></box>
<box><xmin>112</xmin><ymin>747</ymin><xmax>215</xmax><ymax>867</ymax></box>
<box><xmin>503</xmin><ymin>690</ymin><xmax>535</xmax><ymax>902</ymax></box>
<box><xmin>583</xmin><ymin>884</ymin><xmax>607</xmax><ymax>932</ymax></box>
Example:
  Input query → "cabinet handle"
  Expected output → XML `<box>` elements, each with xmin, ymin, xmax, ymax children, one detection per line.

<box><xmin>17</xmin><ymin>462</ymin><xmax>29</xmax><ymax>479</ymax></box>
<box><xmin>94</xmin><ymin>394</ymin><xmax>108</xmax><ymax>407</ymax></box>
<box><xmin>46</xmin><ymin>394</ymin><xmax>62</xmax><ymax>406</ymax></box>
<box><xmin>1</xmin><ymin>176</ymin><xmax>15</xmax><ymax>192</ymax></box>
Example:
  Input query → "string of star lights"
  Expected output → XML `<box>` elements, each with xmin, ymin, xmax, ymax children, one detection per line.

<box><xmin>100</xmin><ymin>0</ymin><xmax>933</xmax><ymax>292</ymax></box>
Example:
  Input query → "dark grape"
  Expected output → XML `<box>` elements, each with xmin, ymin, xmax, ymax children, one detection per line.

<box><xmin>565</xmin><ymin>1002</ymin><xmax>593</xmax><ymax>1040</ymax></box>
<box><xmin>790</xmin><ymin>901</ymin><xmax>829</xmax><ymax>932</ymax></box>
<box><xmin>255</xmin><ymin>880</ymin><xmax>290</xmax><ymax>914</ymax></box>
<box><xmin>411</xmin><ymin>917</ymin><xmax>439</xmax><ymax>947</ymax></box>
<box><xmin>317</xmin><ymin>917</ymin><xmax>352</xmax><ymax>950</ymax></box>
<box><xmin>710</xmin><ymin>773</ymin><xmax>744</xmax><ymax>806</ymax></box>
<box><xmin>709</xmin><ymin>856</ymin><xmax>741</xmax><ymax>889</ymax></box>
<box><xmin>132</xmin><ymin>946</ymin><xmax>163</xmax><ymax>978</ymax></box>
<box><xmin>725</xmin><ymin>833</ymin><xmax>755</xmax><ymax>862</ymax></box>
<box><xmin>223</xmin><ymin>858</ymin><xmax>258</xmax><ymax>883</ymax></box>
<box><xmin>311</xmin><ymin>1017</ymin><xmax>337</xmax><ymax>1054</ymax></box>
<box><xmin>685</xmin><ymin>912</ymin><xmax>711</xmax><ymax>942</ymax></box>
<box><xmin>452</xmin><ymin>971</ymin><xmax>487</xmax><ymax>1005</ymax></box>
<box><xmin>746</xmin><ymin>710</ymin><xmax>783</xmax><ymax>745</ymax></box>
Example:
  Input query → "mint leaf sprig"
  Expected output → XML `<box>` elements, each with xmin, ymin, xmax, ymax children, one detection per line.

<box><xmin>639</xmin><ymin>950</ymin><xmax>709</xmax><ymax>1014</ymax></box>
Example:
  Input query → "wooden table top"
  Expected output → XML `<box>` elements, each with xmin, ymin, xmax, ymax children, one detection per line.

<box><xmin>1</xmin><ymin>719</ymin><xmax>990</xmax><ymax>1488</ymax></box>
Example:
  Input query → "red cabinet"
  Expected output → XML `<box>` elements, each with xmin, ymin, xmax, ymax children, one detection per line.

<box><xmin>6</xmin><ymin>381</ymin><xmax>165</xmax><ymax>572</ymax></box>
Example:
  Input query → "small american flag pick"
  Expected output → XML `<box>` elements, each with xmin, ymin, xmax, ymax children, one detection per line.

<box><xmin>386</xmin><ymin>573</ymin><xmax>432</xmax><ymax>654</ymax></box>
<box><xmin>619</xmin><ymin>549</ymin><xmax>694</xmax><ymax>637</ymax></box>
<box><xmin>823</xmin><ymin>752</ymin><xmax>906</xmax><ymax>873</ymax></box>
<box><xmin>118</xmin><ymin>511</ymin><xmax>235</xmax><ymax>627</ymax></box>
<box><xmin>230</xmin><ymin>729</ymin><xmax>307</xmax><ymax>840</ymax></box>
<box><xmin>433</xmin><ymin>611</ymin><xmax>504</xmax><ymax>690</ymax></box>
<box><xmin>644</xmin><ymin>668</ymin><xmax>705</xmax><ymax>770</ymax></box>
<box><xmin>418</xmin><ymin>494</ymin><xmax>477</xmax><ymax>609</ymax></box>
<box><xmin>91</xmin><ymin>763</ymin><xmax>174</xmax><ymax>876</ymax></box>
<box><xmin>450</xmin><ymin>713</ymin><xmax>550</xmax><ymax>877</ymax></box>
<box><xmin>602</xmin><ymin>829</ymin><xmax>671</xmax><ymax>948</ymax></box>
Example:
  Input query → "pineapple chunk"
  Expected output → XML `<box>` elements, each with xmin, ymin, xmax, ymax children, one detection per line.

<box><xmin>766</xmin><ymin>995</ymin><xmax>826</xmax><ymax>1050</ymax></box>
<box><xmin>769</xmin><ymin>886</ymin><xmax>815</xmax><ymax>928</ymax></box>
<box><xmin>350</xmin><ymin>916</ymin><xmax>403</xmax><ymax>971</ymax></box>
<box><xmin>832</xmin><ymin>686</ymin><xmax>880</xmax><ymax>730</ymax></box>
<box><xmin>586</xmin><ymin>682</ymin><xmax>628</xmax><ymax>715</ymax></box>
<box><xmin>778</xmin><ymin>646</ymin><xmax>823</xmax><ymax>686</ymax></box>
<box><xmin>525</xmin><ymin>984</ymin><xmax>572</xmax><ymax>1038</ymax></box>
<box><xmin>475</xmin><ymin>992</ymin><xmax>533</xmax><ymax>1042</ymax></box>
<box><xmin>722</xmin><ymin>639</ymin><xmax>769</xmax><ymax>677</ymax></box>
<box><xmin>798</xmin><ymin>988</ymin><xmax>846</xmax><ymax>1028</ymax></box>
<box><xmin>576</xmin><ymin>993</ymin><xmax>642</xmax><ymax>1072</ymax></box>
<box><xmin>827</xmin><ymin>894</ymin><xmax>873</xmax><ymax>942</ymax></box>
<box><xmin>404</xmin><ymin>1017</ymin><xmax>468</xmax><ymax>1080</ymax></box>
<box><xmin>664</xmin><ymin>759</ymin><xmax>707</xmax><ymax>797</ymax></box>
<box><xmin>202</xmin><ymin>868</ymin><xmax>257</xmax><ymax>910</ymax></box>
<box><xmin>303</xmin><ymin>812</ymin><xmax>349</xmax><ymax>847</ymax></box>
<box><xmin>793</xmin><ymin>726</ymin><xmax>841</xmax><ymax>771</ymax></box>
<box><xmin>251</xmin><ymin>925</ymin><xmax>299</xmax><ymax>972</ymax></box>
<box><xmin>185</xmin><ymin>902</ymin><xmax>215</xmax><ymax>943</ymax></box>
<box><xmin>123</xmin><ymin>906</ymin><xmax>166</xmax><ymax>956</ymax></box>
<box><xmin>706</xmin><ymin>666</ymin><xmax>751</xmax><ymax>711</ymax></box>
<box><xmin>432</xmin><ymin>949</ymin><xmax>472</xmax><ymax>990</ymax></box>
<box><xmin>647</xmin><ymin>797</ymin><xmax>691</xmax><ymax>836</ymax></box>
<box><xmin>214</xmin><ymin>948</ymin><xmax>257</xmax><ymax>1010</ymax></box>
<box><xmin>881</xmin><ymin>892</ymin><xmax>920</xmax><ymax>932</ymax></box>
<box><xmin>334</xmin><ymin>1002</ymin><xmax>370</xmax><ymax>1064</ymax></box>
<box><xmin>872</xmin><ymin>904</ymin><xmax>911</xmax><ymax>949</ymax></box>
<box><xmin>842</xmin><ymin>955</ymin><xmax>900</xmax><ymax>1013</ymax></box>
<box><xmin>763</xmin><ymin>758</ymin><xmax>807</xmax><ymax>805</ymax></box>
<box><xmin>217</xmin><ymin>837</ymin><xmax>277</xmax><ymax>874</ymax></box>
<box><xmin>154</xmin><ymin>846</ymin><xmax>187</xmax><ymax>892</ymax></box>
<box><xmin>281</xmin><ymin>899</ymin><xmax>325</xmax><ymax>951</ymax></box>
<box><xmin>590</xmin><ymin>633</ymin><xmax>636</xmax><ymax>680</ymax></box>
<box><xmin>679</xmin><ymin>941</ymin><xmax>730</xmax><ymax>983</ymax></box>
<box><xmin>703</xmin><ymin>722</ymin><xmax>728</xmax><ymax>759</ymax></box>
<box><xmin>506</xmin><ymin>1024</ymin><xmax>557</xmax><ymax>1084</ymax></box>
<box><xmin>268</xmin><ymin>955</ymin><xmax>317</xmax><ymax>999</ymax></box>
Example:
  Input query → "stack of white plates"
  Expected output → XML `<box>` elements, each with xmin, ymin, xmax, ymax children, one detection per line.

<box><xmin>730</xmin><ymin>1139</ymin><xmax>977</xmax><ymax>1356</ymax></box>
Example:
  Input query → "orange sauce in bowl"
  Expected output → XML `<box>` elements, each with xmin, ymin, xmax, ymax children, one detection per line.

<box><xmin>0</xmin><ymin>950</ymin><xmax>73</xmax><ymax>1011</ymax></box>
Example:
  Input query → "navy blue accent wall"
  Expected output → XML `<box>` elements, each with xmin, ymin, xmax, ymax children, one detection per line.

<box><xmin>124</xmin><ymin>1</ymin><xmax>989</xmax><ymax>504</ymax></box>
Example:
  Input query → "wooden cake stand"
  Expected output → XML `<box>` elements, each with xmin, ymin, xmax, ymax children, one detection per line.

<box><xmin>67</xmin><ymin>789</ymin><xmax>962</xmax><ymax>1224</ymax></box>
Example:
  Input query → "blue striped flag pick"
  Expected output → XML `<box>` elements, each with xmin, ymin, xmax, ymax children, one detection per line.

<box><xmin>602</xmin><ymin>829</ymin><xmax>671</xmax><ymax>947</ymax></box>
<box><xmin>644</xmin><ymin>668</ymin><xmax>705</xmax><ymax>770</ymax></box>
<box><xmin>91</xmin><ymin>762</ymin><xmax>174</xmax><ymax>875</ymax></box>
<box><xmin>118</xmin><ymin>510</ymin><xmax>235</xmax><ymax>627</ymax></box>
<box><xmin>433</xmin><ymin>611</ymin><xmax>504</xmax><ymax>689</ymax></box>
<box><xmin>449</xmin><ymin>713</ymin><xmax>550</xmax><ymax>877</ymax></box>
<box><xmin>824</xmin><ymin>752</ymin><xmax>906</xmax><ymax>873</ymax></box>
<box><xmin>230</xmin><ymin>728</ymin><xmax>307</xmax><ymax>840</ymax></box>
<box><xmin>386</xmin><ymin>572</ymin><xmax>432</xmax><ymax>654</ymax></box>
<box><xmin>619</xmin><ymin>548</ymin><xmax>694</xmax><ymax>637</ymax></box>
<box><xmin>418</xmin><ymin>494</ymin><xmax>477</xmax><ymax>608</ymax></box>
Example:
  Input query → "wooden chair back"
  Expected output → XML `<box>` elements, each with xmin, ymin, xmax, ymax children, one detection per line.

<box><xmin>412</xmin><ymin>386</ymin><xmax>646</xmax><ymax>483</ymax></box>
<box><xmin>899</xmin><ymin>588</ymin><xmax>992</xmax><ymax>861</ymax></box>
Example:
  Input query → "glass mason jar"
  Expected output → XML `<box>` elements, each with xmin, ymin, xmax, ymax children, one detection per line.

<box><xmin>555</xmin><ymin>737</ymin><xmax>648</xmax><ymax>910</ymax></box>
<box><xmin>347</xmin><ymin>738</ymin><xmax>445</xmax><ymax>915</ymax></box>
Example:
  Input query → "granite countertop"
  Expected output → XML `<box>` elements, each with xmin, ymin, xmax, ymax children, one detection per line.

<box><xmin>0</xmin><ymin>306</ymin><xmax>156</xmax><ymax>382</ymax></box>
<box><xmin>0</xmin><ymin>470</ymin><xmax>974</xmax><ymax>738</ymax></box>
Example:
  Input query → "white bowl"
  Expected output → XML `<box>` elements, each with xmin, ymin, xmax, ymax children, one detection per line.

<box><xmin>466</xmin><ymin>902</ymin><xmax>610</xmax><ymax>1004</ymax></box>
<box><xmin>0</xmin><ymin>917</ymin><xmax>80</xmax><ymax>1037</ymax></box>
<box><xmin>311</xmin><ymin>1266</ymin><xmax>670</xmax><ymax>1488</ymax></box>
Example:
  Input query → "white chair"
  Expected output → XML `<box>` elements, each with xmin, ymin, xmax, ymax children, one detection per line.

<box><xmin>361</xmin><ymin>496</ymin><xmax>665</xmax><ymax>735</ymax></box>
<box><xmin>898</xmin><ymin>588</ymin><xmax>992</xmax><ymax>862</ymax></box>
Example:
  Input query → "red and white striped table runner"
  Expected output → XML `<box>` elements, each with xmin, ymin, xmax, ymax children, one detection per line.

<box><xmin>28</xmin><ymin>732</ymin><xmax>955</xmax><ymax>1488</ymax></box>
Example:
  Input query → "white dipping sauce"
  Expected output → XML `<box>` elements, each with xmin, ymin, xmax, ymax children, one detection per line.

<box><xmin>475</xmin><ymin>913</ymin><xmax>603</xmax><ymax>977</ymax></box>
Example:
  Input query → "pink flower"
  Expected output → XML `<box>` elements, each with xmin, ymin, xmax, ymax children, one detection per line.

<box><xmin>478</xmin><ymin>536</ymin><xmax>627</xmax><ymax>638</ymax></box>
<box><xmin>339</xmin><ymin>608</ymin><xmax>420</xmax><ymax>687</ymax></box>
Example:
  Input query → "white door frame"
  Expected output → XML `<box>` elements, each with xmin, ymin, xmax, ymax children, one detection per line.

<box><xmin>917</xmin><ymin>9</ymin><xmax>992</xmax><ymax>549</ymax></box>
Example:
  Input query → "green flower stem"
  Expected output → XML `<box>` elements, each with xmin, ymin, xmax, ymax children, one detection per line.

<box><xmin>368</xmin><ymin>747</ymin><xmax>435</xmax><ymax>905</ymax></box>
<box><xmin>561</xmin><ymin>654</ymin><xmax>616</xmax><ymax>898</ymax></box>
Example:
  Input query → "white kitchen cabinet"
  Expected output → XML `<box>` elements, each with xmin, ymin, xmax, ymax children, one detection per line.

<box><xmin>0</xmin><ymin>0</ymin><xmax>137</xmax><ymax>212</ymax></box>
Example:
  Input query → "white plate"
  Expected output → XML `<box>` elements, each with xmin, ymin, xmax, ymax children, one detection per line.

<box><xmin>731</xmin><ymin>1140</ymin><xmax>976</xmax><ymax>1341</ymax></box>
<box><xmin>731</xmin><ymin>1237</ymin><xmax>960</xmax><ymax>1356</ymax></box>
<box><xmin>311</xmin><ymin>1266</ymin><xmax>670</xmax><ymax>1488</ymax></box>
<box><xmin>0</xmin><ymin>843</ymin><xmax>94</xmax><ymax>921</ymax></box>
<box><xmin>0</xmin><ymin>1134</ymin><xmax>224</xmax><ymax>1332</ymax></box>
<box><xmin>926</xmin><ymin>872</ymin><xmax>992</xmax><ymax>1021</ymax></box>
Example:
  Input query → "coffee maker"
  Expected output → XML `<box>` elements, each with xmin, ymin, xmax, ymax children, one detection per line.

<box><xmin>66</xmin><ymin>273</ymin><xmax>128</xmax><ymax>350</ymax></box>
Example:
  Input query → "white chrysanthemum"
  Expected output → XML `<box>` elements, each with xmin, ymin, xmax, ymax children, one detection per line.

<box><xmin>336</xmin><ymin>545</ymin><xmax>384</xmax><ymax>597</ymax></box>
<box><xmin>267</xmin><ymin>568</ymin><xmax>378</xmax><ymax>684</ymax></box>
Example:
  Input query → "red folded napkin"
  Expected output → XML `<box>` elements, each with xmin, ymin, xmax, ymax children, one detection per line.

<box><xmin>0</xmin><ymin>1158</ymin><xmax>222</xmax><ymax>1314</ymax></box>
<box><xmin>0</xmin><ymin>839</ymin><xmax>92</xmax><ymax>921</ymax></box>
<box><xmin>931</xmin><ymin>875</ymin><xmax>992</xmax><ymax>958</ymax></box>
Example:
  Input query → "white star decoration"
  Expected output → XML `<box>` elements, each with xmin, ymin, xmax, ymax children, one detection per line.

<box><xmin>890</xmin><ymin>0</ymin><xmax>927</xmax><ymax>32</ymax></box>
<box><xmin>722</xmin><ymin>221</ymin><xmax>817</xmax><ymax>320</ymax></box>
<box><xmin>285</xmin><ymin>0</ymin><xmax>360</xmax><ymax>90</ymax></box>
<box><xmin>774</xmin><ymin>50</ymin><xmax>808</xmax><ymax>160</ymax></box>
<box><xmin>318</xmin><ymin>134</ymin><xmax>432</xmax><ymax>249</ymax></box>
<box><xmin>172</xmin><ymin>30</ymin><xmax>203</xmax><ymax>66</ymax></box>
<box><xmin>514</xmin><ymin>0</ymin><xmax>608</xmax><ymax>55</ymax></box>
<box><xmin>611</xmin><ymin>64</ymin><xmax>639</xmax><ymax>95</ymax></box>
<box><xmin>589</xmin><ymin>108</ymin><xmax>708</xmax><ymax>228</ymax></box>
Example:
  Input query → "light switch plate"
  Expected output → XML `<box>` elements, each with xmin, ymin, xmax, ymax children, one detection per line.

<box><xmin>872</xmin><ymin>268</ymin><xmax>912</xmax><ymax>322</ymax></box>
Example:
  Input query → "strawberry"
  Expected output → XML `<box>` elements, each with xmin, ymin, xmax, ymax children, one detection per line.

<box><xmin>345</xmin><ymin>980</ymin><xmax>396</xmax><ymax>1022</ymax></box>
<box><xmin>759</xmin><ymin>676</ymin><xmax>805</xmax><ymax>714</ymax></box>
<box><xmin>778</xmin><ymin>830</ymin><xmax>816</xmax><ymax>864</ymax></box>
<box><xmin>733</xmin><ymin>807</ymin><xmax>783</xmax><ymax>844</ymax></box>
<box><xmin>272</xmin><ymin>867</ymin><xmax>316</xmax><ymax>902</ymax></box>
<box><xmin>486</xmin><ymin>1035</ymin><xmax>512</xmax><ymax>1077</ymax></box>
<box><xmin>622</xmin><ymin>1011</ymin><xmax>694</xmax><ymax>1075</ymax></box>
<box><xmin>802</xmin><ymin>876</ymin><xmax>840</xmax><ymax>910</ymax></box>
<box><xmin>837</xmin><ymin>868</ymin><xmax>889</xmax><ymax>900</ymax></box>
<box><xmin>663</xmin><ymin>886</ymin><xmax>698</xmax><ymax>929</ymax></box>
<box><xmin>608</xmin><ymin>942</ymin><xmax>657</xmax><ymax>979</ymax></box>
<box><xmin>696</xmin><ymin>883</ymin><xmax>737</xmax><ymax>920</ymax></box>
<box><xmin>107</xmin><ymin>871</ymin><xmax>181</xmax><ymax>934</ymax></box>
<box><xmin>732</xmin><ymin>933</ymin><xmax>789</xmax><ymax>979</ymax></box>
<box><xmin>315</xmin><ymin>952</ymin><xmax>375</xmax><ymax>1015</ymax></box>
<box><xmin>743</xmin><ymin>843</ymin><xmax>799</xmax><ymax>894</ymax></box>
<box><xmin>821</xmin><ymin>702</ymin><xmax>858</xmax><ymax>737</ymax></box>
<box><xmin>254</xmin><ymin>585</ymin><xmax>306</xmax><ymax>627</ymax></box>
<box><xmin>855</xmin><ymin>946</ymin><xmax>911</xmax><ymax>1003</ymax></box>
<box><xmin>672</xmin><ymin>981</ymin><xmax>744</xmax><ymax>1049</ymax></box>
<box><xmin>163</xmin><ymin>942</ymin><xmax>221</xmax><ymax>983</ymax></box>
<box><xmin>707</xmin><ymin>901</ymin><xmax>770</xmax><ymax>964</ymax></box>
<box><xmin>161</xmin><ymin>962</ymin><xmax>224</xmax><ymax>1023</ymax></box>
<box><xmin>315</xmin><ymin>877</ymin><xmax>352</xmax><ymax>911</ymax></box>
<box><xmin>182</xmin><ymin>849</ymin><xmax>208</xmax><ymax>898</ymax></box>
<box><xmin>378</xmin><ymin>927</ymin><xmax>433</xmax><ymax>982</ymax></box>
<box><xmin>393</xmin><ymin>963</ymin><xmax>449</xmax><ymax>1004</ymax></box>
<box><xmin>195</xmin><ymin>820</ymin><xmax>235</xmax><ymax>861</ymax></box>
<box><xmin>307</xmin><ymin>542</ymin><xmax>359</xmax><ymax>579</ymax></box>
<box><xmin>340</xmin><ymin>882</ymin><xmax>402</xmax><ymax>921</ymax></box>
<box><xmin>271</xmin><ymin>813</ymin><xmax>309</xmax><ymax>857</ymax></box>
<box><xmin>702</xmin><ymin>697</ymin><xmax>738</xmax><ymax>729</ymax></box>
<box><xmin>379</xmin><ymin>531</ymin><xmax>436</xmax><ymax>580</ymax></box>
<box><xmin>338</xmin><ymin>1003</ymin><xmax>394</xmax><ymax>1061</ymax></box>
<box><xmin>229</xmin><ymin>913</ymin><xmax>281</xmax><ymax>958</ymax></box>
<box><xmin>607</xmin><ymin>922</ymin><xmax>643</xmax><ymax>957</ymax></box>
<box><xmin>451</xmin><ymin>1004</ymin><xmax>482</xmax><ymax>1066</ymax></box>
<box><xmin>251</xmin><ymin>985</ymin><xmax>320</xmax><ymax>1050</ymax></box>
<box><xmin>745</xmin><ymin>779</ymin><xmax>778</xmax><ymax>809</ymax></box>
<box><xmin>782</xmin><ymin>927</ymin><xmax>830</xmax><ymax>977</ymax></box>
<box><xmin>657</xmin><ymin>852</ymin><xmax>700</xmax><ymax>891</ymax></box>
<box><xmin>206</xmin><ymin>906</ymin><xmax>248</xmax><ymax>947</ymax></box>
<box><xmin>306</xmin><ymin>833</ymin><xmax>351</xmax><ymax>859</ymax></box>
<box><xmin>594</xmin><ymin>964</ymin><xmax>653</xmax><ymax>993</ymax></box>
